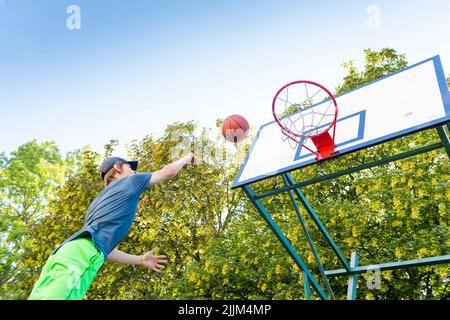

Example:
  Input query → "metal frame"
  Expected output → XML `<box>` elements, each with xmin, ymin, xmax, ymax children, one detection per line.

<box><xmin>240</xmin><ymin>124</ymin><xmax>450</xmax><ymax>300</ymax></box>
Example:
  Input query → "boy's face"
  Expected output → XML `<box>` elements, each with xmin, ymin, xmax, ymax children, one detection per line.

<box><xmin>114</xmin><ymin>162</ymin><xmax>136</xmax><ymax>178</ymax></box>
<box><xmin>122</xmin><ymin>163</ymin><xmax>136</xmax><ymax>176</ymax></box>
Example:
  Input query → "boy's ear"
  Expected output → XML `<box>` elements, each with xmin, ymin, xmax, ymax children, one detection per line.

<box><xmin>113</xmin><ymin>163</ymin><xmax>123</xmax><ymax>173</ymax></box>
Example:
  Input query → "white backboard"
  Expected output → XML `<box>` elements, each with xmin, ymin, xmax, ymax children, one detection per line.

<box><xmin>233</xmin><ymin>56</ymin><xmax>450</xmax><ymax>188</ymax></box>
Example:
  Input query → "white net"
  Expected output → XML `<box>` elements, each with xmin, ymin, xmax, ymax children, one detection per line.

<box><xmin>274</xmin><ymin>81</ymin><xmax>337</xmax><ymax>143</ymax></box>
<box><xmin>280</xmin><ymin>118</ymin><xmax>301</xmax><ymax>149</ymax></box>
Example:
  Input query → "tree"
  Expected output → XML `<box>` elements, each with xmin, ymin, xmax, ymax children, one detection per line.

<box><xmin>335</xmin><ymin>48</ymin><xmax>407</xmax><ymax>95</ymax></box>
<box><xmin>15</xmin><ymin>123</ymin><xmax>246</xmax><ymax>300</ymax></box>
<box><xmin>0</xmin><ymin>140</ymin><xmax>70</xmax><ymax>298</ymax></box>
<box><xmin>9</xmin><ymin>147</ymin><xmax>102</xmax><ymax>299</ymax></box>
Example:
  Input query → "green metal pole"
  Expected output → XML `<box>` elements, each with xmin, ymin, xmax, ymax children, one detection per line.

<box><xmin>281</xmin><ymin>174</ymin><xmax>336</xmax><ymax>299</ymax></box>
<box><xmin>302</xmin><ymin>272</ymin><xmax>311</xmax><ymax>300</ymax></box>
<box><xmin>437</xmin><ymin>126</ymin><xmax>450</xmax><ymax>159</ymax></box>
<box><xmin>325</xmin><ymin>254</ymin><xmax>450</xmax><ymax>276</ymax></box>
<box><xmin>255</xmin><ymin>143</ymin><xmax>442</xmax><ymax>200</ymax></box>
<box><xmin>242</xmin><ymin>185</ymin><xmax>329</xmax><ymax>300</ymax></box>
<box><xmin>284</xmin><ymin>173</ymin><xmax>351</xmax><ymax>272</ymax></box>
<box><xmin>346</xmin><ymin>252</ymin><xmax>359</xmax><ymax>300</ymax></box>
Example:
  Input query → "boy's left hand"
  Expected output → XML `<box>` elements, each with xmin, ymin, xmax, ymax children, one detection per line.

<box><xmin>140</xmin><ymin>248</ymin><xmax>168</xmax><ymax>272</ymax></box>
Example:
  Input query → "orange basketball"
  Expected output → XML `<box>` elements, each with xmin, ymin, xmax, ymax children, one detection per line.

<box><xmin>221</xmin><ymin>114</ymin><xmax>250</xmax><ymax>143</ymax></box>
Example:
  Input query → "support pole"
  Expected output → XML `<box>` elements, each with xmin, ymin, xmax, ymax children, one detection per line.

<box><xmin>302</xmin><ymin>272</ymin><xmax>311</xmax><ymax>300</ymax></box>
<box><xmin>325</xmin><ymin>254</ymin><xmax>450</xmax><ymax>276</ymax></box>
<box><xmin>281</xmin><ymin>174</ymin><xmax>336</xmax><ymax>299</ymax></box>
<box><xmin>284</xmin><ymin>173</ymin><xmax>351</xmax><ymax>272</ymax></box>
<box><xmin>437</xmin><ymin>126</ymin><xmax>450</xmax><ymax>159</ymax></box>
<box><xmin>242</xmin><ymin>185</ymin><xmax>329</xmax><ymax>300</ymax></box>
<box><xmin>346</xmin><ymin>252</ymin><xmax>359</xmax><ymax>300</ymax></box>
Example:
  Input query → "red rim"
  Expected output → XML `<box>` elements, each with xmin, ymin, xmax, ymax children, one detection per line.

<box><xmin>272</xmin><ymin>80</ymin><xmax>338</xmax><ymax>141</ymax></box>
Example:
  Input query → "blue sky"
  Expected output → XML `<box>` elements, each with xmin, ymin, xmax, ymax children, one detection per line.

<box><xmin>1</xmin><ymin>0</ymin><xmax>450</xmax><ymax>158</ymax></box>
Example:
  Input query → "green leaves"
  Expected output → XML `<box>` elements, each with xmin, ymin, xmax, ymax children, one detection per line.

<box><xmin>336</xmin><ymin>48</ymin><xmax>407</xmax><ymax>95</ymax></box>
<box><xmin>0</xmin><ymin>140</ymin><xmax>70</xmax><ymax>298</ymax></box>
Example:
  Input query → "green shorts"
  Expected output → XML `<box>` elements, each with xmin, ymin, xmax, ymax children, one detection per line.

<box><xmin>28</xmin><ymin>236</ymin><xmax>104</xmax><ymax>300</ymax></box>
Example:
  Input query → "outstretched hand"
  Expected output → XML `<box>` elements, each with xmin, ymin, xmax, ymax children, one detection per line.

<box><xmin>140</xmin><ymin>248</ymin><xmax>168</xmax><ymax>273</ymax></box>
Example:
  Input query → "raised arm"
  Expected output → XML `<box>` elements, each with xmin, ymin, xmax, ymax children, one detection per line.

<box><xmin>149</xmin><ymin>152</ymin><xmax>199</xmax><ymax>186</ymax></box>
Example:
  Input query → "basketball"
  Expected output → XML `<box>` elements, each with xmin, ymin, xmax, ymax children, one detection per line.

<box><xmin>221</xmin><ymin>114</ymin><xmax>250</xmax><ymax>143</ymax></box>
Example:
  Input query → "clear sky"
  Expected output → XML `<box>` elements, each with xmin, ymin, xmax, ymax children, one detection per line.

<box><xmin>1</xmin><ymin>0</ymin><xmax>450</xmax><ymax>158</ymax></box>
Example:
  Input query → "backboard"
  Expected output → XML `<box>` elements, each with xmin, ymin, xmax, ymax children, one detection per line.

<box><xmin>232</xmin><ymin>55</ymin><xmax>450</xmax><ymax>189</ymax></box>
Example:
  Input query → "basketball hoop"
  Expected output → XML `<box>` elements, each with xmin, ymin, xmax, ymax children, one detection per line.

<box><xmin>272</xmin><ymin>80</ymin><xmax>338</xmax><ymax>160</ymax></box>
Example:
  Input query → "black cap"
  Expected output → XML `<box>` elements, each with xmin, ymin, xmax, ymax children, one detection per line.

<box><xmin>100</xmin><ymin>157</ymin><xmax>139</xmax><ymax>179</ymax></box>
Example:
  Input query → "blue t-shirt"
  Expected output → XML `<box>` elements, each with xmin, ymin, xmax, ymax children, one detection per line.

<box><xmin>52</xmin><ymin>172</ymin><xmax>152</xmax><ymax>260</ymax></box>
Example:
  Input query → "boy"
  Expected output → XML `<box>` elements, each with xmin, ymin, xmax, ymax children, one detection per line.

<box><xmin>28</xmin><ymin>152</ymin><xmax>198</xmax><ymax>300</ymax></box>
